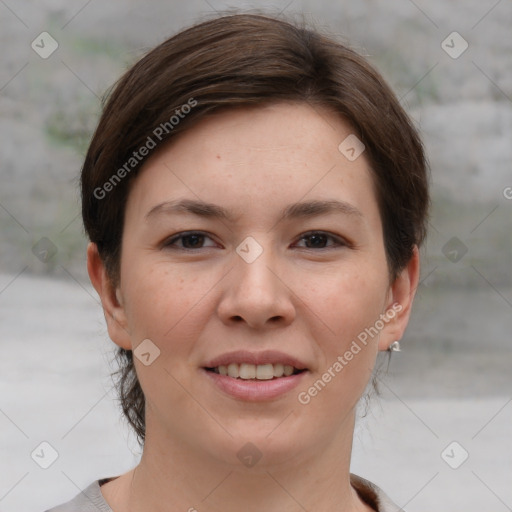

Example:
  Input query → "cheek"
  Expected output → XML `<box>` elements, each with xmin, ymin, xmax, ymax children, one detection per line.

<box><xmin>120</xmin><ymin>261</ymin><xmax>218</xmax><ymax>403</ymax></box>
<box><xmin>295</xmin><ymin>268</ymin><xmax>386</xmax><ymax>424</ymax></box>
<box><xmin>299</xmin><ymin>261</ymin><xmax>388</xmax><ymax>343</ymax></box>
<box><xmin>120</xmin><ymin>258</ymin><xmax>219</xmax><ymax>347</ymax></box>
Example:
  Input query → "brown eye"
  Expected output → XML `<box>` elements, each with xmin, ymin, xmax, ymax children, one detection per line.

<box><xmin>163</xmin><ymin>231</ymin><xmax>217</xmax><ymax>250</ymax></box>
<box><xmin>181</xmin><ymin>234</ymin><xmax>205</xmax><ymax>248</ymax></box>
<box><xmin>295</xmin><ymin>231</ymin><xmax>347</xmax><ymax>249</ymax></box>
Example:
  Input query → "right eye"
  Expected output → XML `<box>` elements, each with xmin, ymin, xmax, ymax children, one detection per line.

<box><xmin>162</xmin><ymin>231</ymin><xmax>219</xmax><ymax>250</ymax></box>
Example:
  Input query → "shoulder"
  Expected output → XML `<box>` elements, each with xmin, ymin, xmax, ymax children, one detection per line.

<box><xmin>44</xmin><ymin>478</ymin><xmax>114</xmax><ymax>512</ymax></box>
<box><xmin>45</xmin><ymin>474</ymin><xmax>400</xmax><ymax>512</ymax></box>
<box><xmin>350</xmin><ymin>474</ymin><xmax>404</xmax><ymax>512</ymax></box>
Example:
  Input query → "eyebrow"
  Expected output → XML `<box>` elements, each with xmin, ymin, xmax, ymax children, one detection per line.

<box><xmin>145</xmin><ymin>198</ymin><xmax>363</xmax><ymax>223</ymax></box>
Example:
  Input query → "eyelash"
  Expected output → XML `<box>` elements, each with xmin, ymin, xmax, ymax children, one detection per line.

<box><xmin>162</xmin><ymin>230</ymin><xmax>349</xmax><ymax>251</ymax></box>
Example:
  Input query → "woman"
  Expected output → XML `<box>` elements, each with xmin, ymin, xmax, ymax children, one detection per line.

<box><xmin>47</xmin><ymin>12</ymin><xmax>428</xmax><ymax>512</ymax></box>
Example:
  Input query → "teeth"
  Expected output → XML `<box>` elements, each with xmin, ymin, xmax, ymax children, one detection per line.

<box><xmin>283</xmin><ymin>364</ymin><xmax>294</xmax><ymax>376</ymax></box>
<box><xmin>239</xmin><ymin>363</ymin><xmax>256</xmax><ymax>379</ymax></box>
<box><xmin>227</xmin><ymin>363</ymin><xmax>239</xmax><ymax>378</ymax></box>
<box><xmin>212</xmin><ymin>362</ymin><xmax>301</xmax><ymax>380</ymax></box>
<box><xmin>273</xmin><ymin>363</ymin><xmax>284</xmax><ymax>378</ymax></box>
<box><xmin>256</xmin><ymin>364</ymin><xmax>274</xmax><ymax>380</ymax></box>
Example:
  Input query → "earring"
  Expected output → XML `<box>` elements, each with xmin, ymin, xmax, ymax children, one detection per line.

<box><xmin>388</xmin><ymin>341</ymin><xmax>401</xmax><ymax>352</ymax></box>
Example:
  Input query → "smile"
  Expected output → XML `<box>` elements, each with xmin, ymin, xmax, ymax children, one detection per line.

<box><xmin>202</xmin><ymin>350</ymin><xmax>309</xmax><ymax>400</ymax></box>
<box><xmin>205</xmin><ymin>363</ymin><xmax>303</xmax><ymax>380</ymax></box>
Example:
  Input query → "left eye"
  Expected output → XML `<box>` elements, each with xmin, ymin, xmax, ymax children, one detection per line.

<box><xmin>294</xmin><ymin>232</ymin><xmax>346</xmax><ymax>249</ymax></box>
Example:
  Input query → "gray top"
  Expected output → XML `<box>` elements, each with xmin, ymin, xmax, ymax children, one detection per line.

<box><xmin>45</xmin><ymin>474</ymin><xmax>403</xmax><ymax>512</ymax></box>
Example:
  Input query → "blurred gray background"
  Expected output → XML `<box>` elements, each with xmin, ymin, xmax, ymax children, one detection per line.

<box><xmin>1</xmin><ymin>1</ymin><xmax>511</xmax><ymax>511</ymax></box>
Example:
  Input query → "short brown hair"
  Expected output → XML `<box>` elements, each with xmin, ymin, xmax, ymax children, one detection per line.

<box><xmin>81</xmin><ymin>13</ymin><xmax>429</xmax><ymax>445</ymax></box>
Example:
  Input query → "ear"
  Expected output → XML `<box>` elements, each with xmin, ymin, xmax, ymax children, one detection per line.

<box><xmin>378</xmin><ymin>245</ymin><xmax>420</xmax><ymax>351</ymax></box>
<box><xmin>87</xmin><ymin>242</ymin><xmax>132</xmax><ymax>350</ymax></box>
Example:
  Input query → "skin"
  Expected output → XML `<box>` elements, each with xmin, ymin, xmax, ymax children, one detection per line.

<box><xmin>88</xmin><ymin>102</ymin><xmax>419</xmax><ymax>512</ymax></box>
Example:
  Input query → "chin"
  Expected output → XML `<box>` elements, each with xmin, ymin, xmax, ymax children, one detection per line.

<box><xmin>204</xmin><ymin>420</ymin><xmax>315</xmax><ymax>471</ymax></box>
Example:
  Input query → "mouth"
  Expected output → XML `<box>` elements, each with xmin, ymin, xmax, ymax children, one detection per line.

<box><xmin>204</xmin><ymin>363</ymin><xmax>305</xmax><ymax>380</ymax></box>
<box><xmin>202</xmin><ymin>350</ymin><xmax>309</xmax><ymax>401</ymax></box>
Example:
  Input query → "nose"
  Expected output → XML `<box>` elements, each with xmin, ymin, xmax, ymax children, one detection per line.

<box><xmin>216</xmin><ymin>242</ymin><xmax>296</xmax><ymax>329</ymax></box>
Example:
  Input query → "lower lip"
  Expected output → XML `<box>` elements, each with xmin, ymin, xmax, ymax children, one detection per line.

<box><xmin>202</xmin><ymin>369</ymin><xmax>308</xmax><ymax>401</ymax></box>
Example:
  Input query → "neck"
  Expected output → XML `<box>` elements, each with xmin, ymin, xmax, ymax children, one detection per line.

<box><xmin>105</xmin><ymin>412</ymin><xmax>372</xmax><ymax>512</ymax></box>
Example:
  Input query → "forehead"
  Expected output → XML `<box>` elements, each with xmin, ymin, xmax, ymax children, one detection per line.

<box><xmin>126</xmin><ymin>102</ymin><xmax>380</xmax><ymax>228</ymax></box>
<box><xmin>174</xmin><ymin>102</ymin><xmax>353</xmax><ymax>167</ymax></box>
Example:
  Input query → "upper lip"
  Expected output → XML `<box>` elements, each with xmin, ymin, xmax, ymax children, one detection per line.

<box><xmin>204</xmin><ymin>350</ymin><xmax>308</xmax><ymax>370</ymax></box>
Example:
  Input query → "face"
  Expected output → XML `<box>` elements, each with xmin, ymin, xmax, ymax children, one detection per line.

<box><xmin>91</xmin><ymin>102</ymin><xmax>417</xmax><ymax>470</ymax></box>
